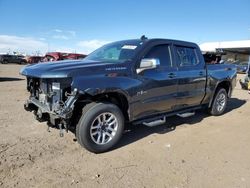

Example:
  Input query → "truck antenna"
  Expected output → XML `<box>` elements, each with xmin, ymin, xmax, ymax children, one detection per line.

<box><xmin>140</xmin><ymin>35</ymin><xmax>148</xmax><ymax>41</ymax></box>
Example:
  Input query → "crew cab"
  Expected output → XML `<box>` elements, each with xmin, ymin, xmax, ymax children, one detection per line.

<box><xmin>20</xmin><ymin>37</ymin><xmax>237</xmax><ymax>153</ymax></box>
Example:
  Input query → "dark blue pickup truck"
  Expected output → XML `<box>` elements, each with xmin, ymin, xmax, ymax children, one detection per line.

<box><xmin>20</xmin><ymin>37</ymin><xmax>237</xmax><ymax>153</ymax></box>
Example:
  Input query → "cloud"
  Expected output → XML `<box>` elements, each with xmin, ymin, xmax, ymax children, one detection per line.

<box><xmin>53</xmin><ymin>47</ymin><xmax>77</xmax><ymax>53</ymax></box>
<box><xmin>50</xmin><ymin>29</ymin><xmax>76</xmax><ymax>39</ymax></box>
<box><xmin>77</xmin><ymin>40</ymin><xmax>111</xmax><ymax>53</ymax></box>
<box><xmin>0</xmin><ymin>35</ymin><xmax>48</xmax><ymax>55</ymax></box>
<box><xmin>39</xmin><ymin>37</ymin><xmax>46</xmax><ymax>41</ymax></box>
<box><xmin>52</xmin><ymin>35</ymin><xmax>69</xmax><ymax>40</ymax></box>
<box><xmin>53</xmin><ymin>29</ymin><xmax>63</xmax><ymax>33</ymax></box>
<box><xmin>0</xmin><ymin>35</ymin><xmax>111</xmax><ymax>56</ymax></box>
<box><xmin>67</xmin><ymin>30</ymin><xmax>76</xmax><ymax>37</ymax></box>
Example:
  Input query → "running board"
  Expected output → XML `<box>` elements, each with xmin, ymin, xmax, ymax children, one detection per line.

<box><xmin>143</xmin><ymin>117</ymin><xmax>166</xmax><ymax>127</ymax></box>
<box><xmin>177</xmin><ymin>112</ymin><xmax>195</xmax><ymax>118</ymax></box>
<box><xmin>133</xmin><ymin>105</ymin><xmax>203</xmax><ymax>126</ymax></box>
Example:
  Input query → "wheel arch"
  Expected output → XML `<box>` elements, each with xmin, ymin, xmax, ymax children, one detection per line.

<box><xmin>208</xmin><ymin>80</ymin><xmax>232</xmax><ymax>108</ymax></box>
<box><xmin>75</xmin><ymin>90</ymin><xmax>131</xmax><ymax>122</ymax></box>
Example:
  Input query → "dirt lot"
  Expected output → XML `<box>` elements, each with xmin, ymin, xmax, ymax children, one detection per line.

<box><xmin>0</xmin><ymin>64</ymin><xmax>250</xmax><ymax>188</ymax></box>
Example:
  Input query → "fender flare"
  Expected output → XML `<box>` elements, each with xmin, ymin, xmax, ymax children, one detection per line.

<box><xmin>208</xmin><ymin>80</ymin><xmax>232</xmax><ymax>108</ymax></box>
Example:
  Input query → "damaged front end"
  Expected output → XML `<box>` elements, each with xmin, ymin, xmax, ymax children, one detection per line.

<box><xmin>24</xmin><ymin>77</ymin><xmax>78</xmax><ymax>135</ymax></box>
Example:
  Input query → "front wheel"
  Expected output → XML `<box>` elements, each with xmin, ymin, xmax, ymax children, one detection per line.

<box><xmin>208</xmin><ymin>88</ymin><xmax>228</xmax><ymax>116</ymax></box>
<box><xmin>76</xmin><ymin>102</ymin><xmax>124</xmax><ymax>153</ymax></box>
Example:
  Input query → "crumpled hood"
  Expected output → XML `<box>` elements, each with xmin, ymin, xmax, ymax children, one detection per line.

<box><xmin>20</xmin><ymin>59</ymin><xmax>114</xmax><ymax>78</ymax></box>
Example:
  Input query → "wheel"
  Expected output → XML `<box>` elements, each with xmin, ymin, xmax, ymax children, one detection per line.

<box><xmin>208</xmin><ymin>88</ymin><xmax>228</xmax><ymax>116</ymax></box>
<box><xmin>3</xmin><ymin>60</ymin><xmax>8</xmax><ymax>64</ymax></box>
<box><xmin>76</xmin><ymin>102</ymin><xmax>124</xmax><ymax>153</ymax></box>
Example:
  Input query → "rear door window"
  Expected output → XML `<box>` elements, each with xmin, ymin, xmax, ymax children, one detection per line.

<box><xmin>175</xmin><ymin>46</ymin><xmax>200</xmax><ymax>67</ymax></box>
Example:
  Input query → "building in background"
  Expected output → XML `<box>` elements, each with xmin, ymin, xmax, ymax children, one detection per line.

<box><xmin>200</xmin><ymin>40</ymin><xmax>250</xmax><ymax>63</ymax></box>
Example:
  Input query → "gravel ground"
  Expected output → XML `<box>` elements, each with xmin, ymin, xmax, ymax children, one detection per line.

<box><xmin>0</xmin><ymin>64</ymin><xmax>250</xmax><ymax>188</ymax></box>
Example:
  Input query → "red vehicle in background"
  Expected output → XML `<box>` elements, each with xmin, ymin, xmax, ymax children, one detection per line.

<box><xmin>25</xmin><ymin>52</ymin><xmax>87</xmax><ymax>64</ymax></box>
<box><xmin>26</xmin><ymin>56</ymin><xmax>44</xmax><ymax>64</ymax></box>
<box><xmin>43</xmin><ymin>52</ymin><xmax>87</xmax><ymax>62</ymax></box>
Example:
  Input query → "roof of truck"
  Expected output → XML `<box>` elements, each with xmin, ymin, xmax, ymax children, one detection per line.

<box><xmin>115</xmin><ymin>38</ymin><xmax>199</xmax><ymax>48</ymax></box>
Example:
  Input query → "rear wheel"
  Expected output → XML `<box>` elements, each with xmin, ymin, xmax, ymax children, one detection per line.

<box><xmin>76</xmin><ymin>102</ymin><xmax>124</xmax><ymax>153</ymax></box>
<box><xmin>208</xmin><ymin>88</ymin><xmax>228</xmax><ymax>116</ymax></box>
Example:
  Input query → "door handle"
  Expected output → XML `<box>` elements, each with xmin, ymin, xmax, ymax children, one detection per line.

<box><xmin>225</xmin><ymin>67</ymin><xmax>232</xmax><ymax>71</ymax></box>
<box><xmin>199</xmin><ymin>71</ymin><xmax>204</xmax><ymax>76</ymax></box>
<box><xmin>168</xmin><ymin>72</ymin><xmax>176</xmax><ymax>78</ymax></box>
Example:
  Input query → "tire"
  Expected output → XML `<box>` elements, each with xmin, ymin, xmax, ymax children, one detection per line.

<box><xmin>208</xmin><ymin>88</ymin><xmax>228</xmax><ymax>116</ymax></box>
<box><xmin>76</xmin><ymin>102</ymin><xmax>124</xmax><ymax>153</ymax></box>
<box><xmin>3</xmin><ymin>60</ymin><xmax>8</xmax><ymax>64</ymax></box>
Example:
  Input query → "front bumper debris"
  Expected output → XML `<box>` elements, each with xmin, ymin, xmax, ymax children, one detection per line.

<box><xmin>24</xmin><ymin>89</ymin><xmax>78</xmax><ymax>124</ymax></box>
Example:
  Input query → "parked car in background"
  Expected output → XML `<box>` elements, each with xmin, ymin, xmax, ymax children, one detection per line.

<box><xmin>232</xmin><ymin>61</ymin><xmax>249</xmax><ymax>73</ymax></box>
<box><xmin>63</xmin><ymin>53</ymin><xmax>87</xmax><ymax>60</ymax></box>
<box><xmin>26</xmin><ymin>56</ymin><xmax>44</xmax><ymax>64</ymax></box>
<box><xmin>0</xmin><ymin>54</ymin><xmax>27</xmax><ymax>64</ymax></box>
<box><xmin>202</xmin><ymin>52</ymin><xmax>225</xmax><ymax>64</ymax></box>
<box><xmin>43</xmin><ymin>52</ymin><xmax>86</xmax><ymax>62</ymax></box>
<box><xmin>239</xmin><ymin>61</ymin><xmax>250</xmax><ymax>89</ymax></box>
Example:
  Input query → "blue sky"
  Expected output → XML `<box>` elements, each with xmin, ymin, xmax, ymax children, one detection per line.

<box><xmin>0</xmin><ymin>0</ymin><xmax>250</xmax><ymax>55</ymax></box>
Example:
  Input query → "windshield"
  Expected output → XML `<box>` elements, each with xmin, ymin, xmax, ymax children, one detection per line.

<box><xmin>85</xmin><ymin>40</ymin><xmax>144</xmax><ymax>63</ymax></box>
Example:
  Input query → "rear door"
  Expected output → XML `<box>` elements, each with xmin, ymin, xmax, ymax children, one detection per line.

<box><xmin>173</xmin><ymin>45</ymin><xmax>206</xmax><ymax>108</ymax></box>
<box><xmin>132</xmin><ymin>43</ymin><xmax>178</xmax><ymax>120</ymax></box>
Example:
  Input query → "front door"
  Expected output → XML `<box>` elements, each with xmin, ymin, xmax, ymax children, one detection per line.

<box><xmin>132</xmin><ymin>44</ymin><xmax>178</xmax><ymax>120</ymax></box>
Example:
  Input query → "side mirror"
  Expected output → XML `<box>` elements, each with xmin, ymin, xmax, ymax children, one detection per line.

<box><xmin>136</xmin><ymin>58</ymin><xmax>160</xmax><ymax>74</ymax></box>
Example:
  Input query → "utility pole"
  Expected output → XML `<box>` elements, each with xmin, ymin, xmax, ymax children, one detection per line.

<box><xmin>47</xmin><ymin>42</ymin><xmax>50</xmax><ymax>52</ymax></box>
